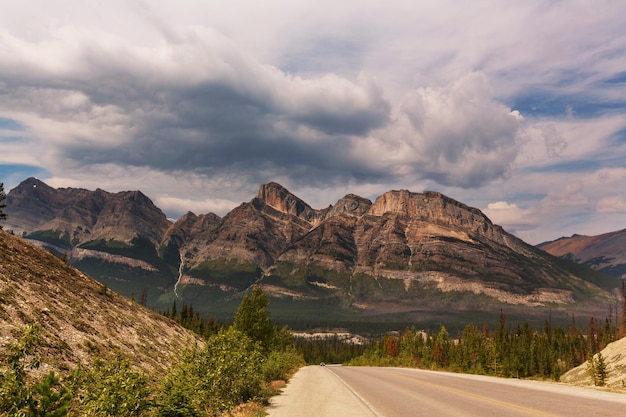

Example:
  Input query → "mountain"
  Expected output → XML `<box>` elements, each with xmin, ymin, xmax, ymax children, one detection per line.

<box><xmin>4</xmin><ymin>178</ymin><xmax>615</xmax><ymax>330</ymax></box>
<box><xmin>538</xmin><ymin>229</ymin><xmax>626</xmax><ymax>281</ymax></box>
<box><xmin>0</xmin><ymin>229</ymin><xmax>201</xmax><ymax>379</ymax></box>
<box><xmin>5</xmin><ymin>177</ymin><xmax>176</xmax><ymax>304</ymax></box>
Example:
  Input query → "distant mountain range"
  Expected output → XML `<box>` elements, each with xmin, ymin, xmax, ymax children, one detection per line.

<box><xmin>538</xmin><ymin>229</ymin><xmax>626</xmax><ymax>281</ymax></box>
<box><xmin>4</xmin><ymin>178</ymin><xmax>618</xmax><ymax>330</ymax></box>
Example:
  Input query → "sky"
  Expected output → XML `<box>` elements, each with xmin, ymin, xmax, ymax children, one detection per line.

<box><xmin>1</xmin><ymin>0</ymin><xmax>625</xmax><ymax>245</ymax></box>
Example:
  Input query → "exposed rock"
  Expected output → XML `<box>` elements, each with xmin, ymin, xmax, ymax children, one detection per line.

<box><xmin>561</xmin><ymin>336</ymin><xmax>626</xmax><ymax>390</ymax></box>
<box><xmin>5</xmin><ymin>177</ymin><xmax>171</xmax><ymax>247</ymax></box>
<box><xmin>4</xmin><ymin>178</ymin><xmax>615</xmax><ymax>326</ymax></box>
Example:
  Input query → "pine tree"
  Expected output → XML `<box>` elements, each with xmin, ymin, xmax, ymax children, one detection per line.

<box><xmin>171</xmin><ymin>300</ymin><xmax>178</xmax><ymax>320</ymax></box>
<box><xmin>0</xmin><ymin>182</ymin><xmax>7</xmax><ymax>228</ymax></box>
<box><xmin>595</xmin><ymin>353</ymin><xmax>609</xmax><ymax>386</ymax></box>
<box><xmin>587</xmin><ymin>352</ymin><xmax>609</xmax><ymax>386</ymax></box>
<box><xmin>233</xmin><ymin>285</ymin><xmax>275</xmax><ymax>352</ymax></box>
<box><xmin>620</xmin><ymin>279</ymin><xmax>626</xmax><ymax>339</ymax></box>
<box><xmin>29</xmin><ymin>371</ymin><xmax>72</xmax><ymax>417</ymax></box>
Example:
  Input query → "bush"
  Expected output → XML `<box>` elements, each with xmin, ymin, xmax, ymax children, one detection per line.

<box><xmin>0</xmin><ymin>325</ymin><xmax>71</xmax><ymax>417</ymax></box>
<box><xmin>159</xmin><ymin>327</ymin><xmax>265</xmax><ymax>416</ymax></box>
<box><xmin>67</xmin><ymin>355</ymin><xmax>152</xmax><ymax>416</ymax></box>
<box><xmin>261</xmin><ymin>347</ymin><xmax>305</xmax><ymax>382</ymax></box>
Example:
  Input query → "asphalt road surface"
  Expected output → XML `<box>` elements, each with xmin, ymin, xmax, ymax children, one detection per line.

<box><xmin>266</xmin><ymin>366</ymin><xmax>626</xmax><ymax>417</ymax></box>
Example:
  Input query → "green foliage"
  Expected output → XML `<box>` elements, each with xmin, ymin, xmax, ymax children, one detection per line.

<box><xmin>23</xmin><ymin>231</ymin><xmax>72</xmax><ymax>250</ymax></box>
<box><xmin>67</xmin><ymin>355</ymin><xmax>152</xmax><ymax>417</ymax></box>
<box><xmin>189</xmin><ymin>260</ymin><xmax>262</xmax><ymax>291</ymax></box>
<box><xmin>164</xmin><ymin>301</ymin><xmax>223</xmax><ymax>339</ymax></box>
<box><xmin>261</xmin><ymin>347</ymin><xmax>305</xmax><ymax>382</ymax></box>
<box><xmin>2</xmin><ymin>287</ymin><xmax>305</xmax><ymax>417</ymax></box>
<box><xmin>0</xmin><ymin>325</ymin><xmax>71</xmax><ymax>417</ymax></box>
<box><xmin>28</xmin><ymin>371</ymin><xmax>71</xmax><ymax>417</ymax></box>
<box><xmin>160</xmin><ymin>327</ymin><xmax>265</xmax><ymax>416</ymax></box>
<box><xmin>233</xmin><ymin>285</ymin><xmax>281</xmax><ymax>353</ymax></box>
<box><xmin>587</xmin><ymin>352</ymin><xmax>609</xmax><ymax>386</ymax></box>
<box><xmin>293</xmin><ymin>336</ymin><xmax>370</xmax><ymax>365</ymax></box>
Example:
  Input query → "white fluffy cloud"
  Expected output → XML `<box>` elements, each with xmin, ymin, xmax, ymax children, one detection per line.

<box><xmin>597</xmin><ymin>197</ymin><xmax>626</xmax><ymax>214</ymax></box>
<box><xmin>483</xmin><ymin>201</ymin><xmax>539</xmax><ymax>232</ymax></box>
<box><xmin>399</xmin><ymin>72</ymin><xmax>524</xmax><ymax>186</ymax></box>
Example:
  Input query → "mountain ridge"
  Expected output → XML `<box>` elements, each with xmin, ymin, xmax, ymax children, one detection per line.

<box><xmin>538</xmin><ymin>229</ymin><xmax>626</xmax><ymax>280</ymax></box>
<box><xmin>4</xmin><ymin>177</ymin><xmax>616</xmax><ymax>329</ymax></box>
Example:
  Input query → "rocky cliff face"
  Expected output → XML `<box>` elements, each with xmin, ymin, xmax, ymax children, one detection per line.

<box><xmin>4</xmin><ymin>178</ymin><xmax>613</xmax><ymax>328</ymax></box>
<box><xmin>5</xmin><ymin>178</ymin><xmax>175</xmax><ymax>301</ymax></box>
<box><xmin>6</xmin><ymin>177</ymin><xmax>171</xmax><ymax>247</ymax></box>
<box><xmin>166</xmin><ymin>183</ymin><xmax>611</xmax><ymax>318</ymax></box>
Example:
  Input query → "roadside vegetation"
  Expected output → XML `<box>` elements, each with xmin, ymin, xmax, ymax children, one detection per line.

<box><xmin>0</xmin><ymin>285</ymin><xmax>304</xmax><ymax>417</ymax></box>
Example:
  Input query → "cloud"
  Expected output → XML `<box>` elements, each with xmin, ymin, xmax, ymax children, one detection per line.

<box><xmin>1</xmin><ymin>0</ymin><xmax>626</xmax><ymax>246</ymax></box>
<box><xmin>483</xmin><ymin>201</ymin><xmax>539</xmax><ymax>232</ymax></box>
<box><xmin>0</xmin><ymin>23</ymin><xmax>392</xmax><ymax>186</ymax></box>
<box><xmin>359</xmin><ymin>72</ymin><xmax>525</xmax><ymax>187</ymax></box>
<box><xmin>596</xmin><ymin>196</ymin><xmax>626</xmax><ymax>214</ymax></box>
<box><xmin>542</xmin><ymin>182</ymin><xmax>589</xmax><ymax>208</ymax></box>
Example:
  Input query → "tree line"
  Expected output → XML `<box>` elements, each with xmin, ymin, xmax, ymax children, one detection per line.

<box><xmin>349</xmin><ymin>309</ymin><xmax>623</xmax><ymax>382</ymax></box>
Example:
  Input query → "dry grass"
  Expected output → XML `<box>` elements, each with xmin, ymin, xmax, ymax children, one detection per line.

<box><xmin>268</xmin><ymin>379</ymin><xmax>287</xmax><ymax>393</ymax></box>
<box><xmin>222</xmin><ymin>402</ymin><xmax>266</xmax><ymax>417</ymax></box>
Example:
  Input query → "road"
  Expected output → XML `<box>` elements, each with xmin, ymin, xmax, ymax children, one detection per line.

<box><xmin>266</xmin><ymin>366</ymin><xmax>626</xmax><ymax>417</ymax></box>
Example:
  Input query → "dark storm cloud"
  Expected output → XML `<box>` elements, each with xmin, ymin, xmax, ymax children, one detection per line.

<box><xmin>54</xmin><ymin>57</ymin><xmax>391</xmax><ymax>183</ymax></box>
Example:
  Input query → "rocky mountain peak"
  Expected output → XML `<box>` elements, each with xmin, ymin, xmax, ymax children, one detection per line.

<box><xmin>325</xmin><ymin>194</ymin><xmax>372</xmax><ymax>218</ymax></box>
<box><xmin>5</xmin><ymin>178</ymin><xmax>171</xmax><ymax>246</ymax></box>
<box><xmin>256</xmin><ymin>182</ymin><xmax>317</xmax><ymax>221</ymax></box>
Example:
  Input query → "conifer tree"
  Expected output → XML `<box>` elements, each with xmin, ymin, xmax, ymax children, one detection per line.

<box><xmin>29</xmin><ymin>371</ymin><xmax>72</xmax><ymax>417</ymax></box>
<box><xmin>233</xmin><ymin>285</ymin><xmax>276</xmax><ymax>353</ymax></box>
<box><xmin>620</xmin><ymin>279</ymin><xmax>626</xmax><ymax>339</ymax></box>
<box><xmin>0</xmin><ymin>325</ymin><xmax>71</xmax><ymax>416</ymax></box>
<box><xmin>0</xmin><ymin>182</ymin><xmax>7</xmax><ymax>228</ymax></box>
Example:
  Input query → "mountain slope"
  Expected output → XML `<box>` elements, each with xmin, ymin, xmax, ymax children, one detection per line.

<box><xmin>0</xmin><ymin>229</ymin><xmax>200</xmax><ymax>378</ymax></box>
<box><xmin>538</xmin><ymin>229</ymin><xmax>626</xmax><ymax>280</ymax></box>
<box><xmin>4</xmin><ymin>178</ymin><xmax>615</xmax><ymax>330</ymax></box>
<box><xmin>168</xmin><ymin>184</ymin><xmax>613</xmax><ymax>327</ymax></box>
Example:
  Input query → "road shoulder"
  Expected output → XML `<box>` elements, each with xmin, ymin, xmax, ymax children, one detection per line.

<box><xmin>265</xmin><ymin>365</ymin><xmax>380</xmax><ymax>417</ymax></box>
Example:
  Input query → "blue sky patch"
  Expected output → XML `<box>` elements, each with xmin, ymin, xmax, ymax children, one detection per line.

<box><xmin>0</xmin><ymin>118</ymin><xmax>25</xmax><ymax>131</ymax></box>
<box><xmin>0</xmin><ymin>164</ymin><xmax>49</xmax><ymax>191</ymax></box>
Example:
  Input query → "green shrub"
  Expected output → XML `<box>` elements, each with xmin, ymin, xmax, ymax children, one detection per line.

<box><xmin>261</xmin><ymin>347</ymin><xmax>305</xmax><ymax>382</ymax></box>
<box><xmin>0</xmin><ymin>325</ymin><xmax>71</xmax><ymax>417</ymax></box>
<box><xmin>67</xmin><ymin>355</ymin><xmax>152</xmax><ymax>416</ymax></box>
<box><xmin>159</xmin><ymin>327</ymin><xmax>264</xmax><ymax>416</ymax></box>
